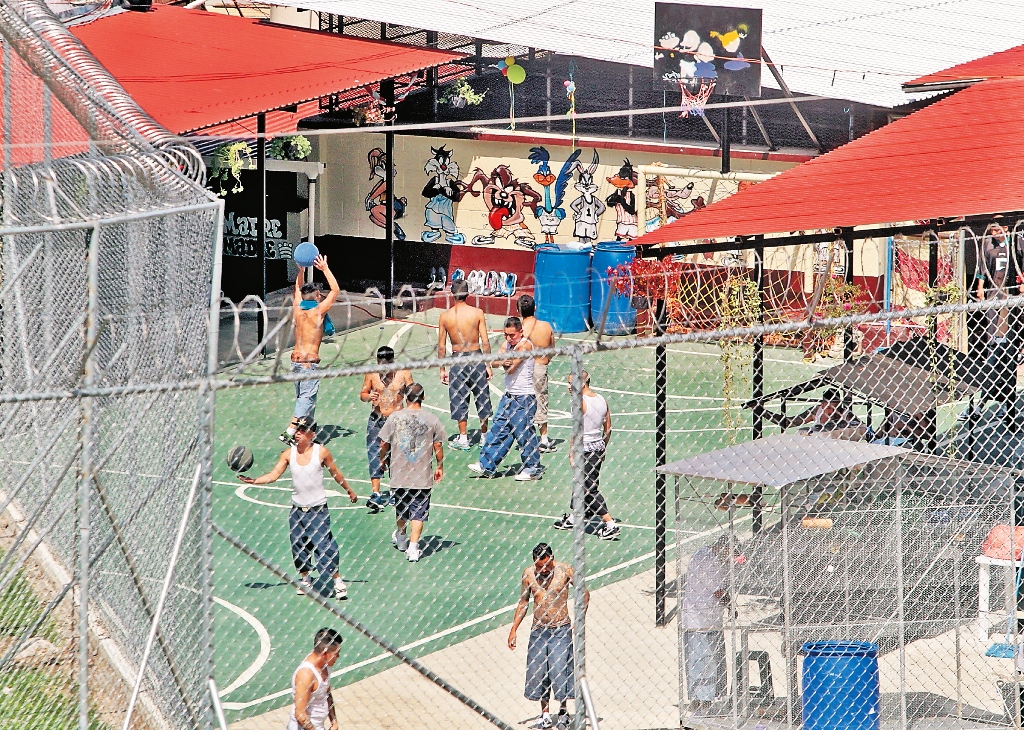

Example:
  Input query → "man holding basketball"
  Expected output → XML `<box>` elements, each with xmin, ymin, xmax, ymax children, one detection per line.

<box><xmin>240</xmin><ymin>416</ymin><xmax>357</xmax><ymax>599</ymax></box>
<box><xmin>281</xmin><ymin>255</ymin><xmax>341</xmax><ymax>445</ymax></box>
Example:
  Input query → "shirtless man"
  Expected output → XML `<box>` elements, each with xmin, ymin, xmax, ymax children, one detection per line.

<box><xmin>518</xmin><ymin>294</ymin><xmax>556</xmax><ymax>453</ymax></box>
<box><xmin>360</xmin><ymin>346</ymin><xmax>414</xmax><ymax>513</ymax></box>
<box><xmin>281</xmin><ymin>256</ymin><xmax>341</xmax><ymax>445</ymax></box>
<box><xmin>438</xmin><ymin>279</ymin><xmax>493</xmax><ymax>451</ymax></box>
<box><xmin>509</xmin><ymin>543</ymin><xmax>589</xmax><ymax>729</ymax></box>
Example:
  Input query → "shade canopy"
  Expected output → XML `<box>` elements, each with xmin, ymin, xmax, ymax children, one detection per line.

<box><xmin>69</xmin><ymin>6</ymin><xmax>464</xmax><ymax>134</ymax></box>
<box><xmin>657</xmin><ymin>433</ymin><xmax>907</xmax><ymax>488</ymax></box>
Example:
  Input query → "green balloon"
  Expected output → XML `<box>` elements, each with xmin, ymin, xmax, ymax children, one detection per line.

<box><xmin>506</xmin><ymin>63</ymin><xmax>526</xmax><ymax>85</ymax></box>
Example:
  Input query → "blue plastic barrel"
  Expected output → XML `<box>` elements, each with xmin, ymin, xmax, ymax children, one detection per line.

<box><xmin>801</xmin><ymin>642</ymin><xmax>880</xmax><ymax>730</ymax></box>
<box><xmin>535</xmin><ymin>245</ymin><xmax>591</xmax><ymax>334</ymax></box>
<box><xmin>590</xmin><ymin>242</ymin><xmax>637</xmax><ymax>335</ymax></box>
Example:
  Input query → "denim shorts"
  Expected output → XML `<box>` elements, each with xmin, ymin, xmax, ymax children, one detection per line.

<box><xmin>393</xmin><ymin>488</ymin><xmax>431</xmax><ymax>522</ymax></box>
<box><xmin>525</xmin><ymin>623</ymin><xmax>575</xmax><ymax>701</ymax></box>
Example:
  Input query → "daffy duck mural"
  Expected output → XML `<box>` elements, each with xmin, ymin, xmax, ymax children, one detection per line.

<box><xmin>605</xmin><ymin>159</ymin><xmax>639</xmax><ymax>241</ymax></box>
<box><xmin>528</xmin><ymin>146</ymin><xmax>581</xmax><ymax>244</ymax></box>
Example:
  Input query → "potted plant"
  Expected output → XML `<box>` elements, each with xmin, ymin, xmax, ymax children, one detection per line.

<box><xmin>209</xmin><ymin>141</ymin><xmax>252</xmax><ymax>196</ymax></box>
<box><xmin>267</xmin><ymin>135</ymin><xmax>312</xmax><ymax>161</ymax></box>
<box><xmin>441</xmin><ymin>78</ymin><xmax>488</xmax><ymax>109</ymax></box>
<box><xmin>802</xmin><ymin>276</ymin><xmax>869</xmax><ymax>362</ymax></box>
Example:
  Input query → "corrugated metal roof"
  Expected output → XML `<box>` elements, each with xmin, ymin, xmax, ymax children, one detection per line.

<box><xmin>906</xmin><ymin>43</ymin><xmax>1024</xmax><ymax>91</ymax></box>
<box><xmin>632</xmin><ymin>77</ymin><xmax>1024</xmax><ymax>243</ymax></box>
<box><xmin>266</xmin><ymin>0</ymin><xmax>1024</xmax><ymax>108</ymax></box>
<box><xmin>657</xmin><ymin>433</ymin><xmax>907</xmax><ymax>487</ymax></box>
<box><xmin>69</xmin><ymin>5</ymin><xmax>463</xmax><ymax>134</ymax></box>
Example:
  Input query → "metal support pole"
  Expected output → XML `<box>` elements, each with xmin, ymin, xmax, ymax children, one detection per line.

<box><xmin>256</xmin><ymin>113</ymin><xmax>266</xmax><ymax>354</ymax></box>
<box><xmin>675</xmin><ymin>476</ymin><xmax>685</xmax><ymax>727</ymax></box>
<box><xmin>752</xmin><ymin>240</ymin><xmax>765</xmax><ymax>533</ymax></box>
<box><xmin>721</xmin><ymin>104</ymin><xmax>731</xmax><ymax>174</ymax></box>
<box><xmin>895</xmin><ymin>470</ymin><xmax>908</xmax><ymax>730</ymax></box>
<box><xmin>655</xmin><ymin>319</ymin><xmax>668</xmax><ymax>625</ymax></box>
<box><xmin>570</xmin><ymin>347</ymin><xmax>587</xmax><ymax>730</ymax></box>
<box><xmin>78</xmin><ymin>223</ymin><xmax>100</xmax><ymax>730</ymax></box>
<box><xmin>628</xmin><ymin>66</ymin><xmax>634</xmax><ymax>137</ymax></box>
<box><xmin>385</xmin><ymin>129</ymin><xmax>395</xmax><ymax>317</ymax></box>
<box><xmin>761</xmin><ymin>47</ymin><xmax>822</xmax><ymax>151</ymax></box>
<box><xmin>843</xmin><ymin>228</ymin><xmax>855</xmax><ymax>360</ymax></box>
<box><xmin>781</xmin><ymin>488</ymin><xmax>795</xmax><ymax>728</ymax></box>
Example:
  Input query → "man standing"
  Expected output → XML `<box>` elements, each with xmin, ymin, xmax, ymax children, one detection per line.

<box><xmin>681</xmin><ymin>537</ymin><xmax>733</xmax><ymax>715</ymax></box>
<box><xmin>360</xmin><ymin>346</ymin><xmax>414</xmax><ymax>513</ymax></box>
<box><xmin>469</xmin><ymin>317</ymin><xmax>541</xmax><ymax>481</ymax></box>
<box><xmin>553</xmin><ymin>371</ymin><xmax>620</xmax><ymax>540</ymax></box>
<box><xmin>518</xmin><ymin>294</ymin><xmax>557</xmax><ymax>453</ymax></box>
<box><xmin>288</xmin><ymin>628</ymin><xmax>343</xmax><ymax>730</ymax></box>
<box><xmin>281</xmin><ymin>255</ymin><xmax>341</xmax><ymax>445</ymax></box>
<box><xmin>508</xmin><ymin>543</ymin><xmax>588</xmax><ymax>729</ymax></box>
<box><xmin>439</xmin><ymin>279</ymin><xmax>493</xmax><ymax>451</ymax></box>
<box><xmin>378</xmin><ymin>383</ymin><xmax>445</xmax><ymax>563</ymax></box>
<box><xmin>239</xmin><ymin>416</ymin><xmax>357</xmax><ymax>599</ymax></box>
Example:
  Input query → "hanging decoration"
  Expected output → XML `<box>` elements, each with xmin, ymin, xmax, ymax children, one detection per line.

<box><xmin>563</xmin><ymin>60</ymin><xmax>578</xmax><ymax>149</ymax></box>
<box><xmin>495</xmin><ymin>56</ymin><xmax>527</xmax><ymax>130</ymax></box>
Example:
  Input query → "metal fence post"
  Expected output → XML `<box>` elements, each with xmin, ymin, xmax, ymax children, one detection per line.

<box><xmin>570</xmin><ymin>346</ymin><xmax>587</xmax><ymax>730</ymax></box>
<box><xmin>79</xmin><ymin>222</ymin><xmax>100</xmax><ymax>730</ymax></box>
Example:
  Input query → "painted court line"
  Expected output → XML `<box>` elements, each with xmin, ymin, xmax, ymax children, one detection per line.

<box><xmin>221</xmin><ymin>517</ymin><xmax>747</xmax><ymax>710</ymax></box>
<box><xmin>549</xmin><ymin>424</ymin><xmax>749</xmax><ymax>435</ymax></box>
<box><xmin>214</xmin><ymin>597</ymin><xmax>272</xmax><ymax>697</ymax></box>
<box><xmin>549</xmin><ymin>380</ymin><xmax>727</xmax><ymax>402</ymax></box>
<box><xmin>387</xmin><ymin>322</ymin><xmax>416</xmax><ymax>350</ymax></box>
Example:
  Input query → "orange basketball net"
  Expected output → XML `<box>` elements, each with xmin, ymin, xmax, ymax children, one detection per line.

<box><xmin>678</xmin><ymin>78</ymin><xmax>716</xmax><ymax>118</ymax></box>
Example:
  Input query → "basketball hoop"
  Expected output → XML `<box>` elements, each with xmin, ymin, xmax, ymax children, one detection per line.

<box><xmin>678</xmin><ymin>78</ymin><xmax>716</xmax><ymax>118</ymax></box>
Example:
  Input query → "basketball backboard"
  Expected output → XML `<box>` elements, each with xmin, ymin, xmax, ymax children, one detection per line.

<box><xmin>654</xmin><ymin>2</ymin><xmax>763</xmax><ymax>97</ymax></box>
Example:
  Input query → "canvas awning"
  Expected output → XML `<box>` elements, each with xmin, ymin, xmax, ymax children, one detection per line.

<box><xmin>69</xmin><ymin>6</ymin><xmax>464</xmax><ymax>135</ymax></box>
<box><xmin>656</xmin><ymin>433</ymin><xmax>907</xmax><ymax>488</ymax></box>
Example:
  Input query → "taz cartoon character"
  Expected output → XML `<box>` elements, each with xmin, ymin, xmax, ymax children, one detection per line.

<box><xmin>528</xmin><ymin>146</ymin><xmax>581</xmax><ymax>244</ymax></box>
<box><xmin>365</xmin><ymin>147</ymin><xmax>407</xmax><ymax>240</ymax></box>
<box><xmin>421</xmin><ymin>145</ymin><xmax>468</xmax><ymax>244</ymax></box>
<box><xmin>569</xmin><ymin>150</ymin><xmax>605</xmax><ymax>245</ymax></box>
<box><xmin>605</xmin><ymin>159</ymin><xmax>639</xmax><ymax>241</ymax></box>
<box><xmin>465</xmin><ymin>165</ymin><xmax>541</xmax><ymax>248</ymax></box>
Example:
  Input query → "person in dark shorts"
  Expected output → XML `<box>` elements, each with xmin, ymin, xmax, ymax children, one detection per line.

<box><xmin>359</xmin><ymin>346</ymin><xmax>413</xmax><ymax>513</ymax></box>
<box><xmin>378</xmin><ymin>383</ymin><xmax>445</xmax><ymax>563</ymax></box>
<box><xmin>438</xmin><ymin>279</ymin><xmax>493</xmax><ymax>450</ymax></box>
<box><xmin>508</xmin><ymin>543</ymin><xmax>589</xmax><ymax>729</ymax></box>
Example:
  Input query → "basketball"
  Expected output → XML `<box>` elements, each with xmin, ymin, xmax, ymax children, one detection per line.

<box><xmin>226</xmin><ymin>445</ymin><xmax>254</xmax><ymax>473</ymax></box>
<box><xmin>293</xmin><ymin>242</ymin><xmax>319</xmax><ymax>268</ymax></box>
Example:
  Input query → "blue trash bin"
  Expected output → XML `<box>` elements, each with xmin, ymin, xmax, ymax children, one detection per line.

<box><xmin>590</xmin><ymin>242</ymin><xmax>637</xmax><ymax>335</ymax></box>
<box><xmin>535</xmin><ymin>244</ymin><xmax>591</xmax><ymax>334</ymax></box>
<box><xmin>801</xmin><ymin>641</ymin><xmax>880</xmax><ymax>730</ymax></box>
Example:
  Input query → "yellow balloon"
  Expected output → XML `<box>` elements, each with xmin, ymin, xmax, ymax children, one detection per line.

<box><xmin>505</xmin><ymin>56</ymin><xmax>517</xmax><ymax>66</ymax></box>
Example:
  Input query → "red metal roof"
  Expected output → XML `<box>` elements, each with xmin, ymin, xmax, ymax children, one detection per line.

<box><xmin>907</xmin><ymin>44</ymin><xmax>1024</xmax><ymax>89</ymax></box>
<box><xmin>633</xmin><ymin>78</ymin><xmax>1024</xmax><ymax>246</ymax></box>
<box><xmin>69</xmin><ymin>6</ymin><xmax>463</xmax><ymax>134</ymax></box>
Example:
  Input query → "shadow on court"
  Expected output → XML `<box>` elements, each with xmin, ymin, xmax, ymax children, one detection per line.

<box><xmin>317</xmin><ymin>424</ymin><xmax>356</xmax><ymax>444</ymax></box>
<box><xmin>419</xmin><ymin>536</ymin><xmax>460</xmax><ymax>558</ymax></box>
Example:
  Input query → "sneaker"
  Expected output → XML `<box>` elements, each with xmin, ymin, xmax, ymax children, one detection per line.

<box><xmin>556</xmin><ymin>711</ymin><xmax>570</xmax><ymax>728</ymax></box>
<box><xmin>451</xmin><ymin>436</ymin><xmax>472</xmax><ymax>451</ymax></box>
<box><xmin>553</xmin><ymin>513</ymin><xmax>575</xmax><ymax>531</ymax></box>
<box><xmin>278</xmin><ymin>431</ymin><xmax>296</xmax><ymax>446</ymax></box>
<box><xmin>367</xmin><ymin>492</ymin><xmax>385</xmax><ymax>513</ymax></box>
<box><xmin>529</xmin><ymin>714</ymin><xmax>553</xmax><ymax>729</ymax></box>
<box><xmin>407</xmin><ymin>543</ymin><xmax>421</xmax><ymax>562</ymax></box>
<box><xmin>468</xmin><ymin>462</ymin><xmax>494</xmax><ymax>477</ymax></box>
<box><xmin>596</xmin><ymin>521</ymin><xmax>621</xmax><ymax>541</ymax></box>
<box><xmin>387</xmin><ymin>490</ymin><xmax>396</xmax><ymax>507</ymax></box>
<box><xmin>296</xmin><ymin>574</ymin><xmax>312</xmax><ymax>595</ymax></box>
<box><xmin>539</xmin><ymin>440</ymin><xmax>557</xmax><ymax>453</ymax></box>
<box><xmin>333</xmin><ymin>579</ymin><xmax>348</xmax><ymax>600</ymax></box>
<box><xmin>392</xmin><ymin>529</ymin><xmax>410</xmax><ymax>552</ymax></box>
<box><xmin>514</xmin><ymin>468</ymin><xmax>538</xmax><ymax>482</ymax></box>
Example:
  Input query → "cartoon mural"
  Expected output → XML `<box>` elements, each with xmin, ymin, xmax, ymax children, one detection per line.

<box><xmin>644</xmin><ymin>175</ymin><xmax>698</xmax><ymax>231</ymax></box>
<box><xmin>365</xmin><ymin>147</ymin><xmax>407</xmax><ymax>240</ymax></box>
<box><xmin>528</xmin><ymin>146</ymin><xmax>581</xmax><ymax>244</ymax></box>
<box><xmin>421</xmin><ymin>145</ymin><xmax>468</xmax><ymax>244</ymax></box>
<box><xmin>465</xmin><ymin>165</ymin><xmax>542</xmax><ymax>248</ymax></box>
<box><xmin>569</xmin><ymin>150</ymin><xmax>605</xmax><ymax>245</ymax></box>
<box><xmin>605</xmin><ymin>159</ymin><xmax>639</xmax><ymax>241</ymax></box>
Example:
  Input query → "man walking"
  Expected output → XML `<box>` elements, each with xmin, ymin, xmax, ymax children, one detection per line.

<box><xmin>518</xmin><ymin>294</ymin><xmax>557</xmax><ymax>453</ymax></box>
<box><xmin>438</xmin><ymin>279</ymin><xmax>493</xmax><ymax>450</ymax></box>
<box><xmin>288</xmin><ymin>628</ymin><xmax>343</xmax><ymax>730</ymax></box>
<box><xmin>508</xmin><ymin>543</ymin><xmax>588</xmax><ymax>729</ymax></box>
<box><xmin>281</xmin><ymin>255</ymin><xmax>341</xmax><ymax>445</ymax></box>
<box><xmin>239</xmin><ymin>416</ymin><xmax>358</xmax><ymax>599</ymax></box>
<box><xmin>553</xmin><ymin>371</ymin><xmax>620</xmax><ymax>540</ymax></box>
<box><xmin>469</xmin><ymin>317</ymin><xmax>541</xmax><ymax>481</ymax></box>
<box><xmin>378</xmin><ymin>383</ymin><xmax>445</xmax><ymax>563</ymax></box>
<box><xmin>681</xmin><ymin>537</ymin><xmax>733</xmax><ymax>715</ymax></box>
<box><xmin>360</xmin><ymin>345</ymin><xmax>414</xmax><ymax>513</ymax></box>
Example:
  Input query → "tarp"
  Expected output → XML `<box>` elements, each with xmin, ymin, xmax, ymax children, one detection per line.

<box><xmin>656</xmin><ymin>432</ymin><xmax>907</xmax><ymax>487</ymax></box>
<box><xmin>69</xmin><ymin>6</ymin><xmax>463</xmax><ymax>134</ymax></box>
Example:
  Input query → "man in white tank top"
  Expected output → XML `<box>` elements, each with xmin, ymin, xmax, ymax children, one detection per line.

<box><xmin>553</xmin><ymin>371</ymin><xmax>620</xmax><ymax>540</ymax></box>
<box><xmin>288</xmin><ymin>627</ymin><xmax>343</xmax><ymax>730</ymax></box>
<box><xmin>469</xmin><ymin>317</ymin><xmax>542</xmax><ymax>481</ymax></box>
<box><xmin>238</xmin><ymin>417</ymin><xmax>357</xmax><ymax>599</ymax></box>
